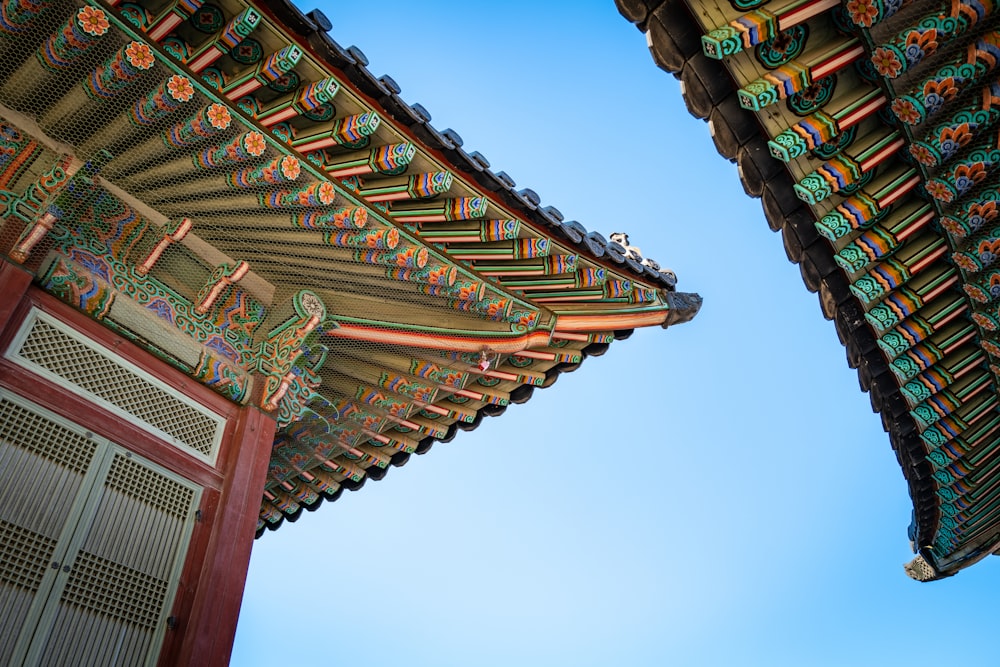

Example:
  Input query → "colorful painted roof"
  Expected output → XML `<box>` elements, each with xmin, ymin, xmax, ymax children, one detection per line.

<box><xmin>618</xmin><ymin>0</ymin><xmax>1000</xmax><ymax>579</ymax></box>
<box><xmin>0</xmin><ymin>1</ymin><xmax>699</xmax><ymax>536</ymax></box>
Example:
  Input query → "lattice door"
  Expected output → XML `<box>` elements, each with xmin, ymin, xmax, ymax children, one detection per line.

<box><xmin>0</xmin><ymin>394</ymin><xmax>101</xmax><ymax>666</ymax></box>
<box><xmin>0</xmin><ymin>392</ymin><xmax>201</xmax><ymax>667</ymax></box>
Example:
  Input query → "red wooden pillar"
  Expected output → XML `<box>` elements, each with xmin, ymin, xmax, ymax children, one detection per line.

<box><xmin>171</xmin><ymin>405</ymin><xmax>276</xmax><ymax>667</ymax></box>
<box><xmin>0</xmin><ymin>259</ymin><xmax>33</xmax><ymax>334</ymax></box>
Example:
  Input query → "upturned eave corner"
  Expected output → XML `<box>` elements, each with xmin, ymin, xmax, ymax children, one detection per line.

<box><xmin>619</xmin><ymin>0</ymin><xmax>1000</xmax><ymax>580</ymax></box>
<box><xmin>0</xmin><ymin>0</ymin><xmax>699</xmax><ymax>538</ymax></box>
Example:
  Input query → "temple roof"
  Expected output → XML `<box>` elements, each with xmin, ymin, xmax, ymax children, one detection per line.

<box><xmin>0</xmin><ymin>0</ymin><xmax>699</xmax><ymax>536</ymax></box>
<box><xmin>618</xmin><ymin>0</ymin><xmax>1000</xmax><ymax>579</ymax></box>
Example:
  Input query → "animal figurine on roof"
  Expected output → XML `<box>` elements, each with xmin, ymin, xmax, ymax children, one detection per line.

<box><xmin>609</xmin><ymin>232</ymin><xmax>677</xmax><ymax>290</ymax></box>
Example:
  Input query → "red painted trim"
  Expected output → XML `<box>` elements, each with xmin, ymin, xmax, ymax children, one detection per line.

<box><xmin>327</xmin><ymin>321</ymin><xmax>553</xmax><ymax>353</ymax></box>
<box><xmin>0</xmin><ymin>359</ymin><xmax>229</xmax><ymax>488</ymax></box>
<box><xmin>157</xmin><ymin>485</ymin><xmax>220</xmax><ymax>664</ymax></box>
<box><xmin>170</xmin><ymin>406</ymin><xmax>275</xmax><ymax>667</ymax></box>
<box><xmin>779</xmin><ymin>0</ymin><xmax>840</xmax><ymax>28</ymax></box>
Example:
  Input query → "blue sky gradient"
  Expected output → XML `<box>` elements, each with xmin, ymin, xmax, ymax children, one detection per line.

<box><xmin>232</xmin><ymin>2</ymin><xmax>1000</xmax><ymax>665</ymax></box>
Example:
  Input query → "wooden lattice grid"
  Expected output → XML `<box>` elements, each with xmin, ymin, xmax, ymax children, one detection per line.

<box><xmin>10</xmin><ymin>312</ymin><xmax>224</xmax><ymax>461</ymax></box>
<box><xmin>0</xmin><ymin>397</ymin><xmax>96</xmax><ymax>473</ymax></box>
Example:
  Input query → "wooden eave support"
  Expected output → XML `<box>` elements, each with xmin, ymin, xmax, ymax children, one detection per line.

<box><xmin>501</xmin><ymin>274</ymin><xmax>586</xmax><ymax>292</ymax></box>
<box><xmin>472</xmin><ymin>254</ymin><xmax>579</xmax><ymax>277</ymax></box>
<box><xmin>701</xmin><ymin>0</ymin><xmax>840</xmax><ymax>59</ymax></box>
<box><xmin>323</xmin><ymin>319</ymin><xmax>552</xmax><ymax>355</ymax></box>
<box><xmin>815</xmin><ymin>167</ymin><xmax>923</xmax><ymax>242</ymax></box>
<box><xmin>877</xmin><ymin>296</ymin><xmax>969</xmax><ymax>359</ymax></box>
<box><xmin>941</xmin><ymin>185</ymin><xmax>1000</xmax><ymax>240</ymax></box>
<box><xmin>7</xmin><ymin>155</ymin><xmax>83</xmax><ymax>264</ymax></box>
<box><xmin>348</xmin><ymin>377</ymin><xmax>480</xmax><ymax>425</ymax></box>
<box><xmin>388</xmin><ymin>196</ymin><xmax>488</xmax><ymax>223</ymax></box>
<box><xmin>321</xmin><ymin>142</ymin><xmax>416</xmax><ymax>178</ymax></box>
<box><xmin>250</xmin><ymin>77</ymin><xmax>340</xmax><ymax>127</ymax></box>
<box><xmin>900</xmin><ymin>346</ymin><xmax>985</xmax><ymax>408</ymax></box>
<box><xmin>921</xmin><ymin>393</ymin><xmax>998</xmax><ymax>451</ymax></box>
<box><xmin>551</xmin><ymin>331</ymin><xmax>615</xmax><ymax>344</ymax></box>
<box><xmin>736</xmin><ymin>37</ymin><xmax>865</xmax><ymax>112</ymax></box>
<box><xmin>910</xmin><ymin>372</ymin><xmax>993</xmax><ymax>430</ymax></box>
<box><xmin>888</xmin><ymin>321</ymin><xmax>976</xmax><ymax>381</ymax></box>
<box><xmin>184</xmin><ymin>7</ymin><xmax>261</xmax><ymax>73</ymax></box>
<box><xmin>851</xmin><ymin>246</ymin><xmax>952</xmax><ymax>309</ymax></box>
<box><xmin>551</xmin><ymin>305</ymin><xmax>674</xmax><ymax>332</ymax></box>
<box><xmin>361</xmin><ymin>429</ymin><xmax>421</xmax><ymax>454</ymax></box>
<box><xmin>289</xmin><ymin>111</ymin><xmax>381</xmax><ymax>153</ymax></box>
<box><xmin>106</xmin><ymin>103</ymin><xmax>235</xmax><ymax>174</ymax></box>
<box><xmin>444</xmin><ymin>238</ymin><xmax>551</xmax><ymax>261</ymax></box>
<box><xmin>415</xmin><ymin>219</ymin><xmax>521</xmax><ymax>243</ymax></box>
<box><xmin>358</xmin><ymin>171</ymin><xmax>454</xmax><ymax>202</ymax></box>
<box><xmin>219</xmin><ymin>45</ymin><xmax>303</xmax><ymax>100</ymax></box>
<box><xmin>0</xmin><ymin>7</ymin><xmax>110</xmax><ymax>107</ymax></box>
<box><xmin>532</xmin><ymin>289</ymin><xmax>615</xmax><ymax>303</ymax></box>
<box><xmin>833</xmin><ymin>205</ymin><xmax>937</xmax><ymax>275</ymax></box>
<box><xmin>910</xmin><ymin>81</ymin><xmax>1000</xmax><ymax>169</ymax></box>
<box><xmin>130</xmin><ymin>132</ymin><xmax>270</xmax><ymax>184</ymax></box>
<box><xmin>136</xmin><ymin>217</ymin><xmax>193</xmax><ymax>275</ymax></box>
<box><xmin>925</xmin><ymin>130</ymin><xmax>1000</xmax><ymax>206</ymax></box>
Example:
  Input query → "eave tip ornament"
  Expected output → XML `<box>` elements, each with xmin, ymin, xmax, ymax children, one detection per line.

<box><xmin>903</xmin><ymin>553</ymin><xmax>948</xmax><ymax>582</ymax></box>
<box><xmin>666</xmin><ymin>291</ymin><xmax>703</xmax><ymax>327</ymax></box>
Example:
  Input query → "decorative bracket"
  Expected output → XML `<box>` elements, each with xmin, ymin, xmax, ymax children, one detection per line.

<box><xmin>257</xmin><ymin>290</ymin><xmax>328</xmax><ymax>411</ymax></box>
<box><xmin>136</xmin><ymin>217</ymin><xmax>192</xmax><ymax>275</ymax></box>
<box><xmin>195</xmin><ymin>260</ymin><xmax>249</xmax><ymax>314</ymax></box>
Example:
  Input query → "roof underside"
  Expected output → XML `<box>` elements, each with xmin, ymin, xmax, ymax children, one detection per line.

<box><xmin>618</xmin><ymin>0</ymin><xmax>1000</xmax><ymax>579</ymax></box>
<box><xmin>0</xmin><ymin>0</ymin><xmax>699</xmax><ymax>536</ymax></box>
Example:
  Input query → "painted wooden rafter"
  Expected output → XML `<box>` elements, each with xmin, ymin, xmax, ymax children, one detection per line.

<box><xmin>357</xmin><ymin>171</ymin><xmax>454</xmax><ymax>202</ymax></box>
<box><xmin>769</xmin><ymin>89</ymin><xmax>887</xmax><ymax>162</ymax></box>
<box><xmin>144</xmin><ymin>0</ymin><xmax>207</xmax><ymax>42</ymax></box>
<box><xmin>320</xmin><ymin>357</ymin><xmax>480</xmax><ymax>422</ymax></box>
<box><xmin>184</xmin><ymin>6</ymin><xmax>259</xmax><ymax>73</ymax></box>
<box><xmin>794</xmin><ymin>128</ymin><xmax>906</xmax><ymax>205</ymax></box>
<box><xmin>332</xmin><ymin>346</ymin><xmax>513</xmax><ymax>406</ymax></box>
<box><xmin>289</xmin><ymin>112</ymin><xmax>381</xmax><ymax>153</ymax></box>
<box><xmin>890</xmin><ymin>32</ymin><xmax>1000</xmax><ymax>128</ymax></box>
<box><xmin>869</xmin><ymin>0</ymin><xmax>996</xmax><ymax>81</ymax></box>
<box><xmin>102</xmin><ymin>0</ymin><xmax>668</xmax><ymax>321</ymax></box>
<box><xmin>815</xmin><ymin>168</ymin><xmax>923</xmax><ymax>242</ymax></box>
<box><xmin>877</xmin><ymin>296</ymin><xmax>969</xmax><ymax>359</ymax></box>
<box><xmin>834</xmin><ymin>205</ymin><xmax>937</xmax><ymax>275</ymax></box>
<box><xmin>1</xmin><ymin>5</ymin><xmax>111</xmax><ymax>108</ymax></box>
<box><xmin>415</xmin><ymin>219</ymin><xmax>521</xmax><ymax>243</ymax></box>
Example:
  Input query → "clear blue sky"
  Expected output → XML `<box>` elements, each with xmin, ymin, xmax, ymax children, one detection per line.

<box><xmin>232</xmin><ymin>2</ymin><xmax>1000</xmax><ymax>665</ymax></box>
